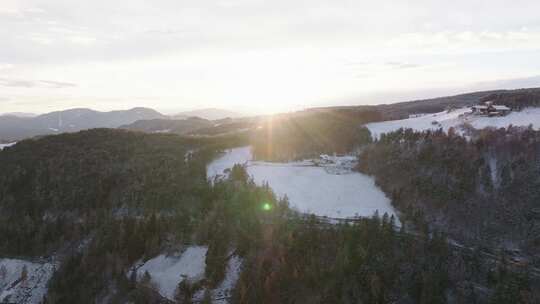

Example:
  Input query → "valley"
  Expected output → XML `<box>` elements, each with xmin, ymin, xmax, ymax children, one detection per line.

<box><xmin>0</xmin><ymin>88</ymin><xmax>540</xmax><ymax>303</ymax></box>
<box><xmin>5</xmin><ymin>1</ymin><xmax>540</xmax><ymax>302</ymax></box>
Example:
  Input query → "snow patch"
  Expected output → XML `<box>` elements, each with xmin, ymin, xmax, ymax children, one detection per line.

<box><xmin>193</xmin><ymin>255</ymin><xmax>243</xmax><ymax>303</ymax></box>
<box><xmin>133</xmin><ymin>246</ymin><xmax>207</xmax><ymax>300</ymax></box>
<box><xmin>206</xmin><ymin>147</ymin><xmax>251</xmax><ymax>182</ymax></box>
<box><xmin>212</xmin><ymin>255</ymin><xmax>242</xmax><ymax>303</ymax></box>
<box><xmin>153</xmin><ymin>129</ymin><xmax>171</xmax><ymax>133</ymax></box>
<box><xmin>0</xmin><ymin>142</ymin><xmax>16</xmax><ymax>150</ymax></box>
<box><xmin>184</xmin><ymin>149</ymin><xmax>196</xmax><ymax>162</ymax></box>
<box><xmin>488</xmin><ymin>156</ymin><xmax>498</xmax><ymax>186</ymax></box>
<box><xmin>0</xmin><ymin>258</ymin><xmax>55</xmax><ymax>304</ymax></box>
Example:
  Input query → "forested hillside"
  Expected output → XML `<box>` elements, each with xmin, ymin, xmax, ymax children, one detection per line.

<box><xmin>0</xmin><ymin>128</ymin><xmax>538</xmax><ymax>303</ymax></box>
<box><xmin>0</xmin><ymin>129</ymin><xmax>205</xmax><ymax>257</ymax></box>
<box><xmin>359</xmin><ymin>126</ymin><xmax>540</xmax><ymax>256</ymax></box>
<box><xmin>119</xmin><ymin>117</ymin><xmax>214</xmax><ymax>135</ymax></box>
<box><xmin>251</xmin><ymin>110</ymin><xmax>374</xmax><ymax>161</ymax></box>
<box><xmin>250</xmin><ymin>87</ymin><xmax>540</xmax><ymax>161</ymax></box>
<box><xmin>480</xmin><ymin>88</ymin><xmax>540</xmax><ymax>110</ymax></box>
<box><xmin>0</xmin><ymin>129</ymin><xmax>251</xmax><ymax>302</ymax></box>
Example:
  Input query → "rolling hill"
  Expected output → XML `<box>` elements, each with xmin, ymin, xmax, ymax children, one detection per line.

<box><xmin>0</xmin><ymin>107</ymin><xmax>166</xmax><ymax>141</ymax></box>
<box><xmin>172</xmin><ymin>108</ymin><xmax>244</xmax><ymax>120</ymax></box>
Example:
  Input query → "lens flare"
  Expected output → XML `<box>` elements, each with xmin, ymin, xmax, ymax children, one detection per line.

<box><xmin>263</xmin><ymin>203</ymin><xmax>272</xmax><ymax>211</ymax></box>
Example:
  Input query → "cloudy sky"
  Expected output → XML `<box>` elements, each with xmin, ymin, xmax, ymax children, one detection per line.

<box><xmin>2</xmin><ymin>0</ymin><xmax>540</xmax><ymax>114</ymax></box>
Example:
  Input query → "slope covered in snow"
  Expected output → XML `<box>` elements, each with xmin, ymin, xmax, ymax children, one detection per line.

<box><xmin>211</xmin><ymin>255</ymin><xmax>242</xmax><ymax>304</ymax></box>
<box><xmin>206</xmin><ymin>147</ymin><xmax>252</xmax><ymax>182</ymax></box>
<box><xmin>207</xmin><ymin>147</ymin><xmax>399</xmax><ymax>221</ymax></box>
<box><xmin>134</xmin><ymin>246</ymin><xmax>207</xmax><ymax>300</ymax></box>
<box><xmin>468</xmin><ymin>107</ymin><xmax>540</xmax><ymax>130</ymax></box>
<box><xmin>0</xmin><ymin>142</ymin><xmax>16</xmax><ymax>150</ymax></box>
<box><xmin>192</xmin><ymin>255</ymin><xmax>243</xmax><ymax>304</ymax></box>
<box><xmin>0</xmin><ymin>258</ymin><xmax>55</xmax><ymax>304</ymax></box>
<box><xmin>366</xmin><ymin>107</ymin><xmax>540</xmax><ymax>139</ymax></box>
<box><xmin>131</xmin><ymin>247</ymin><xmax>243</xmax><ymax>303</ymax></box>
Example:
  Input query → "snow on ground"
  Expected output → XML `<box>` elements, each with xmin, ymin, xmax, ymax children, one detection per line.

<box><xmin>206</xmin><ymin>147</ymin><xmax>252</xmax><ymax>182</ymax></box>
<box><xmin>192</xmin><ymin>255</ymin><xmax>243</xmax><ymax>303</ymax></box>
<box><xmin>248</xmin><ymin>162</ymin><xmax>397</xmax><ymax>220</ymax></box>
<box><xmin>366</xmin><ymin>108</ymin><xmax>470</xmax><ymax>139</ymax></box>
<box><xmin>0</xmin><ymin>142</ymin><xmax>16</xmax><ymax>150</ymax></box>
<box><xmin>134</xmin><ymin>246</ymin><xmax>207</xmax><ymax>300</ymax></box>
<box><xmin>184</xmin><ymin>149</ymin><xmax>196</xmax><ymax>162</ymax></box>
<box><xmin>366</xmin><ymin>107</ymin><xmax>540</xmax><ymax>139</ymax></box>
<box><xmin>211</xmin><ymin>255</ymin><xmax>242</xmax><ymax>303</ymax></box>
<box><xmin>0</xmin><ymin>258</ymin><xmax>55</xmax><ymax>304</ymax></box>
<box><xmin>207</xmin><ymin>147</ymin><xmax>399</xmax><ymax>221</ymax></box>
<box><xmin>488</xmin><ymin>156</ymin><xmax>498</xmax><ymax>186</ymax></box>
<box><xmin>468</xmin><ymin>107</ymin><xmax>540</xmax><ymax>130</ymax></box>
<box><xmin>152</xmin><ymin>129</ymin><xmax>171</xmax><ymax>133</ymax></box>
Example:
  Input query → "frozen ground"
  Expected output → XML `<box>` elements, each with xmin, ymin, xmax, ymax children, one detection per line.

<box><xmin>134</xmin><ymin>246</ymin><xmax>207</xmax><ymax>300</ymax></box>
<box><xmin>211</xmin><ymin>255</ymin><xmax>242</xmax><ymax>304</ymax></box>
<box><xmin>192</xmin><ymin>255</ymin><xmax>243</xmax><ymax>303</ymax></box>
<box><xmin>469</xmin><ymin>107</ymin><xmax>540</xmax><ymax>130</ymax></box>
<box><xmin>0</xmin><ymin>142</ymin><xmax>16</xmax><ymax>150</ymax></box>
<box><xmin>207</xmin><ymin>147</ymin><xmax>399</xmax><ymax>221</ymax></box>
<box><xmin>0</xmin><ymin>258</ymin><xmax>55</xmax><ymax>304</ymax></box>
<box><xmin>207</xmin><ymin>147</ymin><xmax>252</xmax><ymax>182</ymax></box>
<box><xmin>248</xmin><ymin>163</ymin><xmax>396</xmax><ymax>219</ymax></box>
<box><xmin>366</xmin><ymin>107</ymin><xmax>540</xmax><ymax>139</ymax></box>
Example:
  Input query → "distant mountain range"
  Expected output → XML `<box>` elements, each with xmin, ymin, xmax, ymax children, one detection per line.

<box><xmin>0</xmin><ymin>107</ymin><xmax>246</xmax><ymax>141</ymax></box>
<box><xmin>0</xmin><ymin>112</ymin><xmax>37</xmax><ymax>118</ymax></box>
<box><xmin>0</xmin><ymin>107</ymin><xmax>166</xmax><ymax>141</ymax></box>
<box><xmin>3</xmin><ymin>88</ymin><xmax>539</xmax><ymax>142</ymax></box>
<box><xmin>172</xmin><ymin>108</ymin><xmax>244</xmax><ymax>120</ymax></box>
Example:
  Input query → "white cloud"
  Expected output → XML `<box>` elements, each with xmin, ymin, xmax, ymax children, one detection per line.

<box><xmin>0</xmin><ymin>64</ymin><xmax>14</xmax><ymax>70</ymax></box>
<box><xmin>2</xmin><ymin>0</ymin><xmax>540</xmax><ymax>113</ymax></box>
<box><xmin>67</xmin><ymin>36</ymin><xmax>97</xmax><ymax>45</ymax></box>
<box><xmin>0</xmin><ymin>77</ymin><xmax>76</xmax><ymax>88</ymax></box>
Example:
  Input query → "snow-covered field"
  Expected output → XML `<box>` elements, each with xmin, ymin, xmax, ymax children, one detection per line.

<box><xmin>207</xmin><ymin>146</ymin><xmax>252</xmax><ymax>183</ymax></box>
<box><xmin>0</xmin><ymin>258</ymin><xmax>55</xmax><ymax>304</ymax></box>
<box><xmin>134</xmin><ymin>246</ymin><xmax>207</xmax><ymax>300</ymax></box>
<box><xmin>366</xmin><ymin>107</ymin><xmax>540</xmax><ymax>139</ymax></box>
<box><xmin>0</xmin><ymin>142</ymin><xmax>16</xmax><ymax>150</ymax></box>
<box><xmin>468</xmin><ymin>107</ymin><xmax>540</xmax><ymax>130</ymax></box>
<box><xmin>207</xmin><ymin>147</ymin><xmax>398</xmax><ymax>220</ymax></box>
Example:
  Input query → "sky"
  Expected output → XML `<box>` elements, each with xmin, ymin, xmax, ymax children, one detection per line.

<box><xmin>2</xmin><ymin>0</ymin><xmax>540</xmax><ymax>115</ymax></box>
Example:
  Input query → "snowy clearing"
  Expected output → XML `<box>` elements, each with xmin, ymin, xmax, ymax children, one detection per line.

<box><xmin>0</xmin><ymin>142</ymin><xmax>16</xmax><ymax>150</ymax></box>
<box><xmin>207</xmin><ymin>147</ymin><xmax>399</xmax><ymax>221</ymax></box>
<box><xmin>0</xmin><ymin>258</ymin><xmax>55</xmax><ymax>304</ymax></box>
<box><xmin>152</xmin><ymin>129</ymin><xmax>171</xmax><ymax>133</ymax></box>
<box><xmin>133</xmin><ymin>246</ymin><xmax>207</xmax><ymax>300</ymax></box>
<box><xmin>207</xmin><ymin>147</ymin><xmax>252</xmax><ymax>183</ymax></box>
<box><xmin>366</xmin><ymin>107</ymin><xmax>540</xmax><ymax>139</ymax></box>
